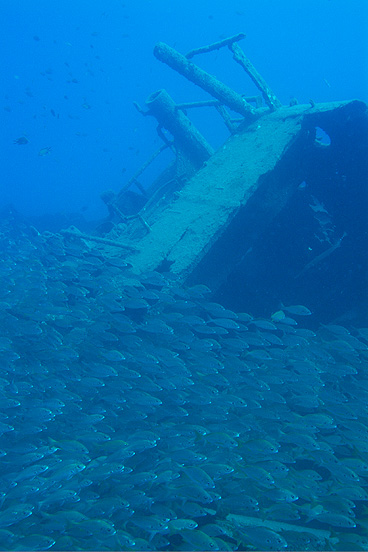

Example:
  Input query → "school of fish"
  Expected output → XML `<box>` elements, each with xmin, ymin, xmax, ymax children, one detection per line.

<box><xmin>0</xmin><ymin>217</ymin><xmax>367</xmax><ymax>551</ymax></box>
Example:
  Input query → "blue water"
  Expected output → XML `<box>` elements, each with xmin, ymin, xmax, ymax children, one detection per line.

<box><xmin>1</xmin><ymin>0</ymin><xmax>367</xmax><ymax>221</ymax></box>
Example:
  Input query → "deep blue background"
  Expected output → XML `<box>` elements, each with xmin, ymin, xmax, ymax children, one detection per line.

<box><xmin>2</xmin><ymin>0</ymin><xmax>367</xmax><ymax>222</ymax></box>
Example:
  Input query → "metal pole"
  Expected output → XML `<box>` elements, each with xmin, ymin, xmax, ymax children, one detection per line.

<box><xmin>145</xmin><ymin>89</ymin><xmax>214</xmax><ymax>168</ymax></box>
<box><xmin>154</xmin><ymin>42</ymin><xmax>256</xmax><ymax>119</ymax></box>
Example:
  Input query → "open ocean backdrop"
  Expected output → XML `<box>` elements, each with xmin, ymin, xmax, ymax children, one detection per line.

<box><xmin>2</xmin><ymin>0</ymin><xmax>368</xmax><ymax>221</ymax></box>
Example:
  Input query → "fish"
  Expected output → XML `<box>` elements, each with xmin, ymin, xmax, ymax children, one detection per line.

<box><xmin>13</xmin><ymin>136</ymin><xmax>29</xmax><ymax>145</ymax></box>
<box><xmin>129</xmin><ymin>515</ymin><xmax>169</xmax><ymax>539</ymax></box>
<box><xmin>241</xmin><ymin>466</ymin><xmax>275</xmax><ymax>488</ymax></box>
<box><xmin>167</xmin><ymin>518</ymin><xmax>198</xmax><ymax>532</ymax></box>
<box><xmin>180</xmin><ymin>528</ymin><xmax>220</xmax><ymax>550</ymax></box>
<box><xmin>69</xmin><ymin>518</ymin><xmax>116</xmax><ymax>538</ymax></box>
<box><xmin>236</xmin><ymin>525</ymin><xmax>288</xmax><ymax>550</ymax></box>
<box><xmin>12</xmin><ymin>534</ymin><xmax>56</xmax><ymax>550</ymax></box>
<box><xmin>264</xmin><ymin>488</ymin><xmax>299</xmax><ymax>502</ymax></box>
<box><xmin>281</xmin><ymin>304</ymin><xmax>312</xmax><ymax>316</ymax></box>
<box><xmin>38</xmin><ymin>147</ymin><xmax>51</xmax><ymax>156</ymax></box>
<box><xmin>0</xmin><ymin>215</ymin><xmax>366</xmax><ymax>551</ymax></box>
<box><xmin>312</xmin><ymin>512</ymin><xmax>357</xmax><ymax>528</ymax></box>
<box><xmin>182</xmin><ymin>466</ymin><xmax>215</xmax><ymax>489</ymax></box>
<box><xmin>0</xmin><ymin>505</ymin><xmax>34</xmax><ymax>528</ymax></box>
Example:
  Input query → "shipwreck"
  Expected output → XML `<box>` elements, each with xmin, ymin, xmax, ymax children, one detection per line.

<box><xmin>65</xmin><ymin>33</ymin><xmax>368</xmax><ymax>324</ymax></box>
